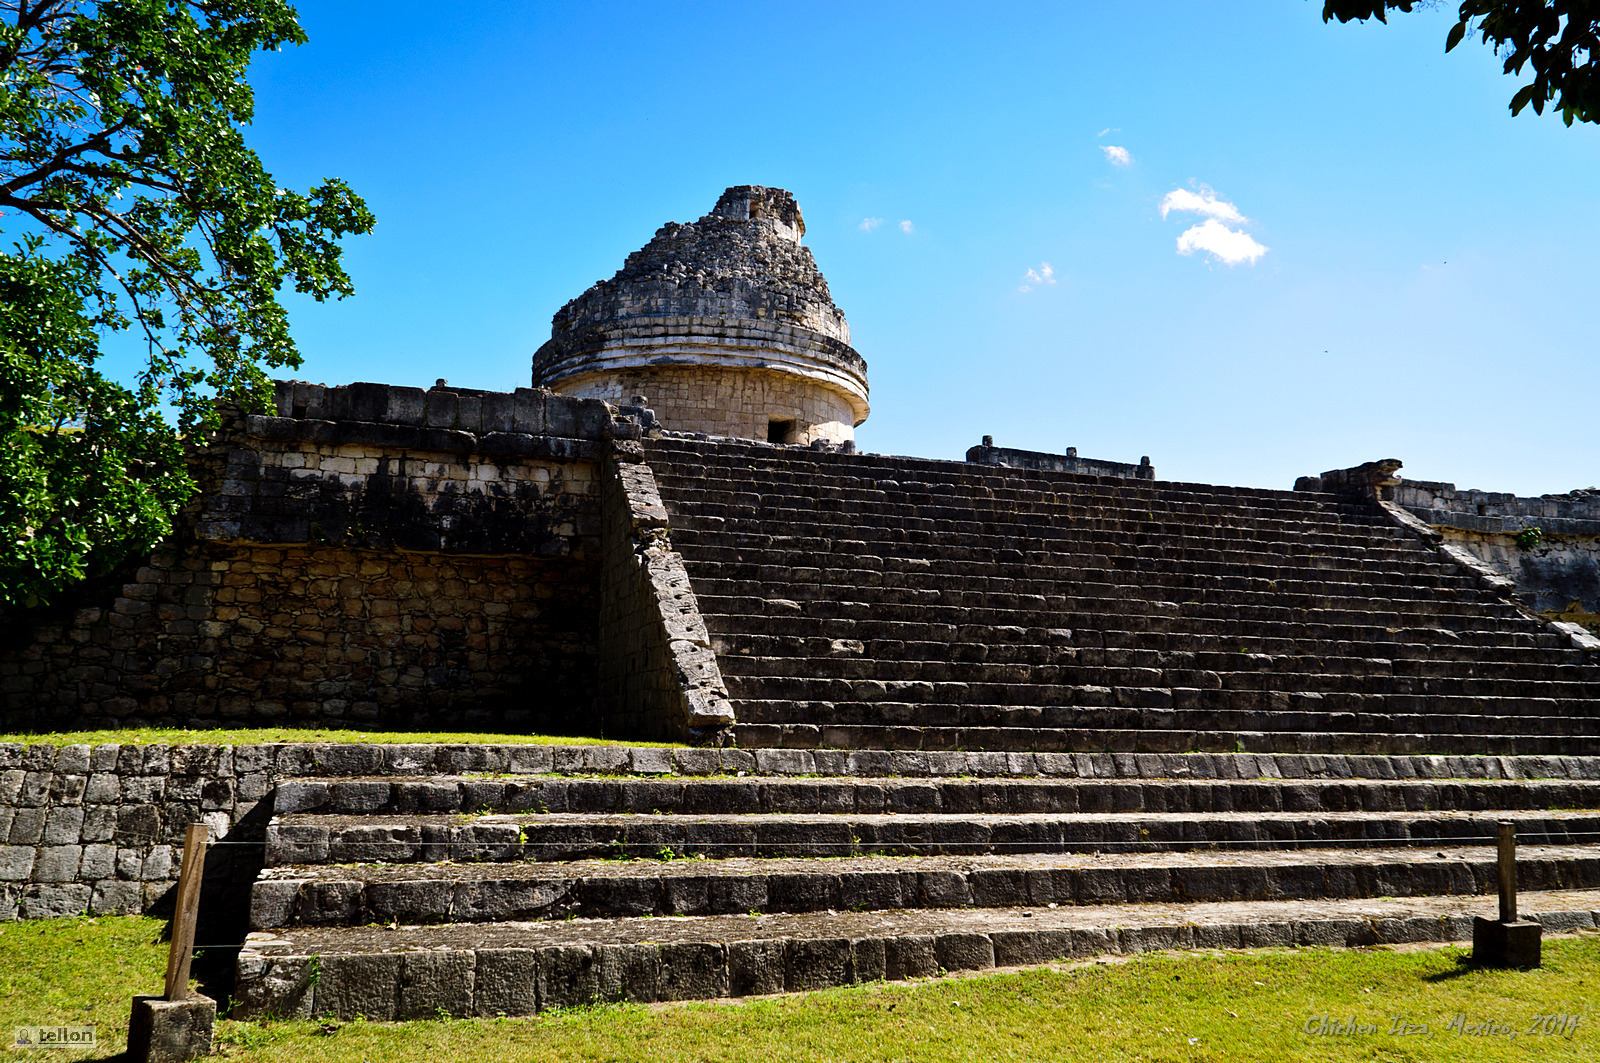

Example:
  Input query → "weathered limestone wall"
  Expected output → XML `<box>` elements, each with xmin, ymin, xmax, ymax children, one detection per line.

<box><xmin>560</xmin><ymin>365</ymin><xmax>858</xmax><ymax>444</ymax></box>
<box><xmin>0</xmin><ymin>742</ymin><xmax>270</xmax><ymax>925</ymax></box>
<box><xmin>1392</xmin><ymin>479</ymin><xmax>1600</xmax><ymax>615</ymax></box>
<box><xmin>0</xmin><ymin>382</ymin><xmax>615</xmax><ymax>734</ymax></box>
<box><xmin>0</xmin><ymin>543</ymin><xmax>592</xmax><ymax>730</ymax></box>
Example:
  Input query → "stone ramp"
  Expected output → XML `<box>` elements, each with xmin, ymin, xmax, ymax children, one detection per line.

<box><xmin>234</xmin><ymin>750</ymin><xmax>1600</xmax><ymax>1017</ymax></box>
<box><xmin>236</xmin><ymin>889</ymin><xmax>1600</xmax><ymax>1019</ymax></box>
<box><xmin>642</xmin><ymin>436</ymin><xmax>1600</xmax><ymax>753</ymax></box>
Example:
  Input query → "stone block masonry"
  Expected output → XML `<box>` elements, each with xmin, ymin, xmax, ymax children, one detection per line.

<box><xmin>0</xmin><ymin>382</ymin><xmax>615</xmax><ymax>734</ymax></box>
<box><xmin>597</xmin><ymin>440</ymin><xmax>735</xmax><ymax>741</ymax></box>
<box><xmin>562</xmin><ymin>365</ymin><xmax>859</xmax><ymax>446</ymax></box>
<box><xmin>533</xmin><ymin>187</ymin><xmax>870</xmax><ymax>445</ymax></box>
<box><xmin>1299</xmin><ymin>461</ymin><xmax>1600</xmax><ymax>636</ymax></box>
<box><xmin>0</xmin><ymin>545</ymin><xmax>594</xmax><ymax>731</ymax></box>
<box><xmin>966</xmin><ymin>438</ymin><xmax>1154</xmax><ymax>480</ymax></box>
<box><xmin>1391</xmin><ymin>478</ymin><xmax>1600</xmax><ymax>617</ymax></box>
<box><xmin>0</xmin><ymin>740</ymin><xmax>737</xmax><ymax>922</ymax></box>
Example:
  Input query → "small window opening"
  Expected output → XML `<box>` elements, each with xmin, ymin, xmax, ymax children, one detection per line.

<box><xmin>768</xmin><ymin>418</ymin><xmax>796</xmax><ymax>444</ymax></box>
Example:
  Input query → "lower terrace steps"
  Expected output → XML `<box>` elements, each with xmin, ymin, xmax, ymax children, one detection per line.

<box><xmin>642</xmin><ymin>437</ymin><xmax>1600</xmax><ymax>754</ymax></box>
<box><xmin>235</xmin><ymin>748</ymin><xmax>1600</xmax><ymax>1019</ymax></box>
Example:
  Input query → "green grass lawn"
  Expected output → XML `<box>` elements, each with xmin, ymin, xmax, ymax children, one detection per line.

<box><xmin>0</xmin><ymin>727</ymin><xmax>680</xmax><ymax>748</ymax></box>
<box><xmin>3</xmin><ymin>915</ymin><xmax>1595</xmax><ymax>1062</ymax></box>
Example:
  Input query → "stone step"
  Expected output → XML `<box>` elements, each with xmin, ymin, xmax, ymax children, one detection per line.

<box><xmin>248</xmin><ymin>845</ymin><xmax>1600</xmax><ymax>928</ymax></box>
<box><xmin>658</xmin><ymin>473</ymin><xmax>1389</xmax><ymax>514</ymax></box>
<box><xmin>702</xmin><ymin>609</ymin><xmax>1571</xmax><ymax>650</ymax></box>
<box><xmin>657</xmin><ymin>473</ymin><xmax>1393</xmax><ymax>516</ymax></box>
<box><xmin>692</xmin><ymin>557</ymin><xmax>1488</xmax><ymax>601</ymax></box>
<box><xmin>731</xmin><ymin>721</ymin><xmax>1600</xmax><ymax>756</ymax></box>
<box><xmin>723</xmin><ymin>672</ymin><xmax>1600</xmax><ymax>714</ymax></box>
<box><xmin>716</xmin><ymin>647</ymin><xmax>1600</xmax><ymax>686</ymax></box>
<box><xmin>233</xmin><ymin>888</ymin><xmax>1600</xmax><ymax>1018</ymax></box>
<box><xmin>648</xmin><ymin>465</ymin><xmax>1367</xmax><ymax>518</ymax></box>
<box><xmin>670</xmin><ymin>520</ymin><xmax>1436</xmax><ymax>570</ymax></box>
<box><xmin>714</xmin><ymin>629</ymin><xmax>1591</xmax><ymax>669</ymax></box>
<box><xmin>645</xmin><ymin>443</ymin><xmax>1382</xmax><ymax>515</ymax></box>
<box><xmin>672</xmin><ymin>532</ymin><xmax>1448</xmax><ymax>584</ymax></box>
<box><xmin>269</xmin><ymin>775</ymin><xmax>1600</xmax><ymax>820</ymax></box>
<box><xmin>695</xmin><ymin>593</ymin><xmax>1534</xmax><ymax>633</ymax></box>
<box><xmin>691</xmin><ymin>580</ymin><xmax>1529</xmax><ymax>625</ymax></box>
<box><xmin>720</xmin><ymin>656</ymin><xmax>1600</xmax><ymax>704</ymax></box>
<box><xmin>724</xmin><ymin>686</ymin><xmax>1600</xmax><ymax>726</ymax></box>
<box><xmin>728</xmin><ymin>701</ymin><xmax>1600</xmax><ymax>738</ymax></box>
<box><xmin>680</xmin><ymin>537</ymin><xmax>1467</xmax><ymax>583</ymax></box>
<box><xmin>669</xmin><ymin>504</ymin><xmax>1416</xmax><ymax>552</ymax></box>
<box><xmin>264</xmin><ymin>809</ymin><xmax>1600</xmax><ymax>866</ymax></box>
<box><xmin>152</xmin><ymin>743</ymin><xmax>1594</xmax><ymax>782</ymax></box>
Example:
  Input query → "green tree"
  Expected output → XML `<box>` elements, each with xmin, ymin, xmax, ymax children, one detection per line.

<box><xmin>1323</xmin><ymin>2</ymin><xmax>1600</xmax><ymax>125</ymax></box>
<box><xmin>0</xmin><ymin>1</ymin><xmax>374</xmax><ymax>611</ymax></box>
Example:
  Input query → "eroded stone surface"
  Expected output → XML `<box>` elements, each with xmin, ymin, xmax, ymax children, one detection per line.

<box><xmin>534</xmin><ymin>187</ymin><xmax>869</xmax><ymax>444</ymax></box>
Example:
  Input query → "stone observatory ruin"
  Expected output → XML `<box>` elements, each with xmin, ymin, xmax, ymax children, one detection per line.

<box><xmin>2</xmin><ymin>185</ymin><xmax>1599</xmax><ymax>1015</ymax></box>
<box><xmin>532</xmin><ymin>186</ymin><xmax>870</xmax><ymax>446</ymax></box>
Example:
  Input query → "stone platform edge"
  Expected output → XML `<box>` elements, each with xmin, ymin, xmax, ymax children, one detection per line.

<box><xmin>232</xmin><ymin>897</ymin><xmax>1600</xmax><ymax>1020</ymax></box>
<box><xmin>7</xmin><ymin>743</ymin><xmax>1600</xmax><ymax>781</ymax></box>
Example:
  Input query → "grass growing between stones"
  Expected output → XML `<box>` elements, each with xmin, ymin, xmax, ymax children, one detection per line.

<box><xmin>4</xmin><ymin>916</ymin><xmax>1597</xmax><ymax>1062</ymax></box>
<box><xmin>0</xmin><ymin>727</ymin><xmax>680</xmax><ymax>748</ymax></box>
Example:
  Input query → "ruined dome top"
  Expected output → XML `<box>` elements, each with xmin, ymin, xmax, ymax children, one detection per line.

<box><xmin>544</xmin><ymin>186</ymin><xmax>846</xmax><ymax>344</ymax></box>
<box><xmin>531</xmin><ymin>186</ymin><xmax>867</xmax><ymax>412</ymax></box>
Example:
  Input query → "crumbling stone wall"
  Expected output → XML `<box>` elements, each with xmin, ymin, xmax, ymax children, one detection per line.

<box><xmin>0</xmin><ymin>382</ymin><xmax>612</xmax><ymax>734</ymax></box>
<box><xmin>966</xmin><ymin>438</ymin><xmax>1155</xmax><ymax>480</ymax></box>
<box><xmin>533</xmin><ymin>186</ymin><xmax>870</xmax><ymax>444</ymax></box>
<box><xmin>1392</xmin><ymin>479</ymin><xmax>1600</xmax><ymax>616</ymax></box>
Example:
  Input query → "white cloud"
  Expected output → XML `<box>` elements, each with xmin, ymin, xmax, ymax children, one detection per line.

<box><xmin>1101</xmin><ymin>145</ymin><xmax>1132</xmax><ymax>166</ymax></box>
<box><xmin>899</xmin><ymin>219</ymin><xmax>914</xmax><ymax>233</ymax></box>
<box><xmin>1018</xmin><ymin>261</ymin><xmax>1056</xmax><ymax>293</ymax></box>
<box><xmin>1159</xmin><ymin>187</ymin><xmax>1246</xmax><ymax>224</ymax></box>
<box><xmin>859</xmin><ymin>217</ymin><xmax>883</xmax><ymax>232</ymax></box>
<box><xmin>1159</xmin><ymin>185</ymin><xmax>1266</xmax><ymax>266</ymax></box>
<box><xmin>1097</xmin><ymin>127</ymin><xmax>1119</xmax><ymax>138</ymax></box>
<box><xmin>1175</xmin><ymin>218</ymin><xmax>1268</xmax><ymax>265</ymax></box>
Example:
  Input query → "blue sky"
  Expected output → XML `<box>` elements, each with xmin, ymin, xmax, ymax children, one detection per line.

<box><xmin>228</xmin><ymin>1</ymin><xmax>1597</xmax><ymax>495</ymax></box>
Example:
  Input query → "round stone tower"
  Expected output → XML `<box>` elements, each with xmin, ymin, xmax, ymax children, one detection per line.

<box><xmin>532</xmin><ymin>186</ymin><xmax>869</xmax><ymax>445</ymax></box>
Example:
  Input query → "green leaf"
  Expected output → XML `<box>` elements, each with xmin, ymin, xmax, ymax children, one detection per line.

<box><xmin>1445</xmin><ymin>21</ymin><xmax>1467</xmax><ymax>52</ymax></box>
<box><xmin>0</xmin><ymin>1</ymin><xmax>371</xmax><ymax>614</ymax></box>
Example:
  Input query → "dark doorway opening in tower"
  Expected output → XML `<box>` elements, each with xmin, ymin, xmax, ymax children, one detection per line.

<box><xmin>768</xmin><ymin>418</ymin><xmax>796</xmax><ymax>445</ymax></box>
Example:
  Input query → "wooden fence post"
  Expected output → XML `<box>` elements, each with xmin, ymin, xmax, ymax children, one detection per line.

<box><xmin>1496</xmin><ymin>819</ymin><xmax>1517</xmax><ymax>924</ymax></box>
<box><xmin>164</xmin><ymin>823</ymin><xmax>209</xmax><ymax>1001</ymax></box>
<box><xmin>129</xmin><ymin>821</ymin><xmax>216</xmax><ymax>1062</ymax></box>
<box><xmin>1472</xmin><ymin>819</ymin><xmax>1541</xmax><ymax>968</ymax></box>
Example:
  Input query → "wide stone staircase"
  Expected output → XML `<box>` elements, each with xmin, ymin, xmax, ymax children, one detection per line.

<box><xmin>645</xmin><ymin>437</ymin><xmax>1600</xmax><ymax>756</ymax></box>
<box><xmin>234</xmin><ymin>746</ymin><xmax>1600</xmax><ymax>1018</ymax></box>
<box><xmin>233</xmin><ymin>440</ymin><xmax>1600</xmax><ymax>1018</ymax></box>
